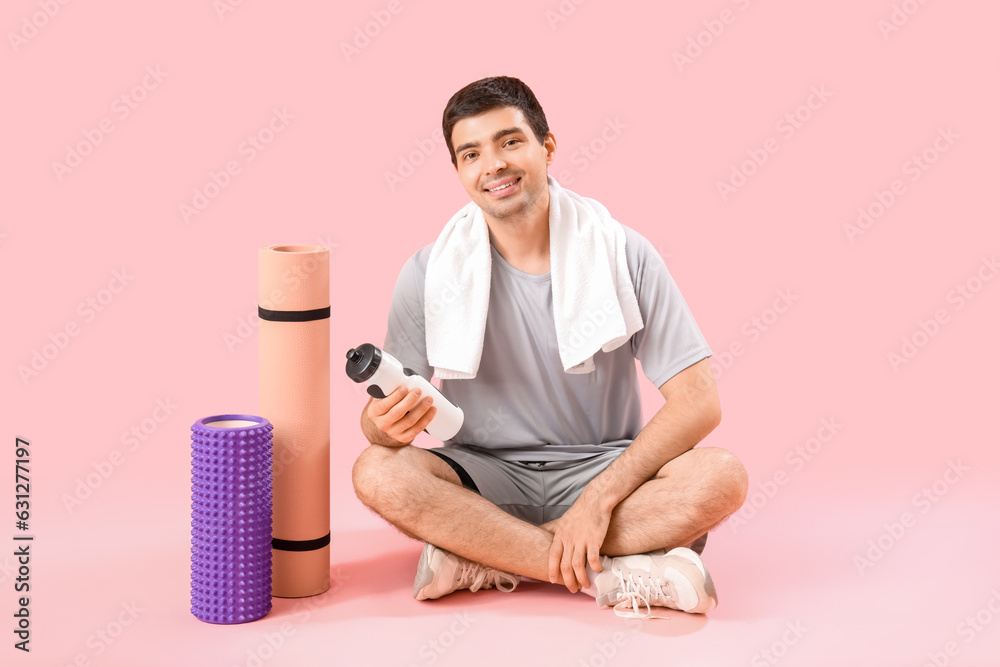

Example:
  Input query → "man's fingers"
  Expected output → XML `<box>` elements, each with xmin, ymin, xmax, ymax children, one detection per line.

<box><xmin>398</xmin><ymin>404</ymin><xmax>437</xmax><ymax>441</ymax></box>
<box><xmin>385</xmin><ymin>388</ymin><xmax>424</xmax><ymax>422</ymax></box>
<box><xmin>588</xmin><ymin>544</ymin><xmax>602</xmax><ymax>574</ymax></box>
<box><xmin>372</xmin><ymin>389</ymin><xmax>424</xmax><ymax>433</ymax></box>
<box><xmin>397</xmin><ymin>395</ymin><xmax>433</xmax><ymax>430</ymax></box>
<box><xmin>368</xmin><ymin>386</ymin><xmax>406</xmax><ymax>417</ymax></box>
<box><xmin>560</xmin><ymin>565</ymin><xmax>577</xmax><ymax>593</ymax></box>
<box><xmin>572</xmin><ymin>548</ymin><xmax>589</xmax><ymax>591</ymax></box>
<box><xmin>548</xmin><ymin>540</ymin><xmax>564</xmax><ymax>584</ymax></box>
<box><xmin>560</xmin><ymin>550</ymin><xmax>579</xmax><ymax>593</ymax></box>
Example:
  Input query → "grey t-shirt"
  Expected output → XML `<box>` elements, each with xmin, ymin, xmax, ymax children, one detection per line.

<box><xmin>383</xmin><ymin>224</ymin><xmax>712</xmax><ymax>461</ymax></box>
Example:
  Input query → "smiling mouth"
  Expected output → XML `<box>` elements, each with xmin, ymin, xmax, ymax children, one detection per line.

<box><xmin>484</xmin><ymin>177</ymin><xmax>521</xmax><ymax>193</ymax></box>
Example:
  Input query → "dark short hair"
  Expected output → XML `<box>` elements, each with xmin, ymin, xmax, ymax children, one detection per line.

<box><xmin>442</xmin><ymin>76</ymin><xmax>550</xmax><ymax>167</ymax></box>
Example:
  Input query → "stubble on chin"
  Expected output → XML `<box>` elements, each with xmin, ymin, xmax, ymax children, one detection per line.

<box><xmin>480</xmin><ymin>196</ymin><xmax>527</xmax><ymax>221</ymax></box>
<box><xmin>478</xmin><ymin>180</ymin><xmax>544</xmax><ymax>222</ymax></box>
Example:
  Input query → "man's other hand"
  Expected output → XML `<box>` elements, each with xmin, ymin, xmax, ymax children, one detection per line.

<box><xmin>544</xmin><ymin>495</ymin><xmax>611</xmax><ymax>593</ymax></box>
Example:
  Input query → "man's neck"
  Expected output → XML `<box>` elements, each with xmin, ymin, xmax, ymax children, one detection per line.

<box><xmin>484</xmin><ymin>192</ymin><xmax>551</xmax><ymax>276</ymax></box>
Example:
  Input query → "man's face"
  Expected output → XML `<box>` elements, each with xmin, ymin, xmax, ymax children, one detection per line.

<box><xmin>451</xmin><ymin>106</ymin><xmax>555</xmax><ymax>222</ymax></box>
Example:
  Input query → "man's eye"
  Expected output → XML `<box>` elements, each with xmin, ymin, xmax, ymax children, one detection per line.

<box><xmin>463</xmin><ymin>152</ymin><xmax>477</xmax><ymax>161</ymax></box>
<box><xmin>504</xmin><ymin>139</ymin><xmax>520</xmax><ymax>147</ymax></box>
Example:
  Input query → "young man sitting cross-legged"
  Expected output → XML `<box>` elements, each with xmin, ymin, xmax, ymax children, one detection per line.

<box><xmin>351</xmin><ymin>76</ymin><xmax>748</xmax><ymax>619</ymax></box>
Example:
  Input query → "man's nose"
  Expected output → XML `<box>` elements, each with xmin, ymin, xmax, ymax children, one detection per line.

<box><xmin>485</xmin><ymin>154</ymin><xmax>506</xmax><ymax>174</ymax></box>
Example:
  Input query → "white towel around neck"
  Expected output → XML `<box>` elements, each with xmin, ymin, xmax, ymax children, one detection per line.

<box><xmin>424</xmin><ymin>175</ymin><xmax>643</xmax><ymax>380</ymax></box>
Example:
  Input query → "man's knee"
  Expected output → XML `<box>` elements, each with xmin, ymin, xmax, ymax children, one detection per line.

<box><xmin>352</xmin><ymin>444</ymin><xmax>457</xmax><ymax>517</ymax></box>
<box><xmin>701</xmin><ymin>447</ymin><xmax>748</xmax><ymax>510</ymax></box>
<box><xmin>352</xmin><ymin>446</ymin><xmax>428</xmax><ymax>540</ymax></box>
<box><xmin>664</xmin><ymin>446</ymin><xmax>748</xmax><ymax>510</ymax></box>
<box><xmin>352</xmin><ymin>444</ymin><xmax>400</xmax><ymax>510</ymax></box>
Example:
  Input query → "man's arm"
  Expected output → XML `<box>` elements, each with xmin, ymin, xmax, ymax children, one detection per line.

<box><xmin>545</xmin><ymin>357</ymin><xmax>721</xmax><ymax>591</ymax></box>
<box><xmin>581</xmin><ymin>357</ymin><xmax>721</xmax><ymax>514</ymax></box>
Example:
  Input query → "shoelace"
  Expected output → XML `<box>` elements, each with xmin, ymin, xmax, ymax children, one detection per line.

<box><xmin>456</xmin><ymin>561</ymin><xmax>518</xmax><ymax>593</ymax></box>
<box><xmin>610</xmin><ymin>567</ymin><xmax>676</xmax><ymax>620</ymax></box>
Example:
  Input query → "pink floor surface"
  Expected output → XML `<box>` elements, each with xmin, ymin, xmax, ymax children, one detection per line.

<box><xmin>21</xmin><ymin>466</ymin><xmax>1000</xmax><ymax>667</ymax></box>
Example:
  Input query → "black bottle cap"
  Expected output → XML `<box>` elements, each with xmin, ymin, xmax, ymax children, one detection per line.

<box><xmin>345</xmin><ymin>343</ymin><xmax>381</xmax><ymax>383</ymax></box>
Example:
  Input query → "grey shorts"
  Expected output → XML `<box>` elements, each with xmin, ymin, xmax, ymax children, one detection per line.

<box><xmin>428</xmin><ymin>444</ymin><xmax>707</xmax><ymax>554</ymax></box>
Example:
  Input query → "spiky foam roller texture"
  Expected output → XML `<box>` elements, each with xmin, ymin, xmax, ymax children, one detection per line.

<box><xmin>190</xmin><ymin>415</ymin><xmax>273</xmax><ymax>624</ymax></box>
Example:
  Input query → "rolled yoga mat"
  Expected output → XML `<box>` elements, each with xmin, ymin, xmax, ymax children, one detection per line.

<box><xmin>259</xmin><ymin>244</ymin><xmax>331</xmax><ymax>598</ymax></box>
<box><xmin>190</xmin><ymin>415</ymin><xmax>273</xmax><ymax>624</ymax></box>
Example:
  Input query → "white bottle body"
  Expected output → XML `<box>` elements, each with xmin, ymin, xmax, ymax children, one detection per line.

<box><xmin>369</xmin><ymin>352</ymin><xmax>464</xmax><ymax>441</ymax></box>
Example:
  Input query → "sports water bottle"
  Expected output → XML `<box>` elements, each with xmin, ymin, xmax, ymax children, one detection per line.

<box><xmin>345</xmin><ymin>343</ymin><xmax>464</xmax><ymax>441</ymax></box>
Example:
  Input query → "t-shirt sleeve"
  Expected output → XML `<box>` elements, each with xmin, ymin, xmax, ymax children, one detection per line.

<box><xmin>383</xmin><ymin>251</ymin><xmax>434</xmax><ymax>381</ymax></box>
<box><xmin>626</xmin><ymin>228</ymin><xmax>713</xmax><ymax>388</ymax></box>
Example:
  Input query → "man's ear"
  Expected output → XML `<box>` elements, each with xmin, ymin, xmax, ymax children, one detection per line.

<box><xmin>544</xmin><ymin>132</ymin><xmax>557</xmax><ymax>166</ymax></box>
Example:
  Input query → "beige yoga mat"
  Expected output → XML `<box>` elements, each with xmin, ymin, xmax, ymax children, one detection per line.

<box><xmin>259</xmin><ymin>244</ymin><xmax>330</xmax><ymax>598</ymax></box>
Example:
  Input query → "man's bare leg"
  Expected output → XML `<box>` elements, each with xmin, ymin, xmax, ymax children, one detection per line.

<box><xmin>352</xmin><ymin>444</ymin><xmax>747</xmax><ymax>584</ymax></box>
<box><xmin>352</xmin><ymin>444</ymin><xmax>555</xmax><ymax>581</ymax></box>
<box><xmin>546</xmin><ymin>446</ymin><xmax>749</xmax><ymax>556</ymax></box>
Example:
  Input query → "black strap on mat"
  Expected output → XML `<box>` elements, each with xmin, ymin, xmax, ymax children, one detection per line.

<box><xmin>272</xmin><ymin>532</ymin><xmax>331</xmax><ymax>552</ymax></box>
<box><xmin>258</xmin><ymin>306</ymin><xmax>330</xmax><ymax>322</ymax></box>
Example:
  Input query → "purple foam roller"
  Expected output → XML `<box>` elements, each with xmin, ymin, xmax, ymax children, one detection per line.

<box><xmin>190</xmin><ymin>415</ymin><xmax>273</xmax><ymax>624</ymax></box>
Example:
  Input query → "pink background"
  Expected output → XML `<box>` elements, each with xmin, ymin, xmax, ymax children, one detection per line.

<box><xmin>3</xmin><ymin>0</ymin><xmax>998</xmax><ymax>665</ymax></box>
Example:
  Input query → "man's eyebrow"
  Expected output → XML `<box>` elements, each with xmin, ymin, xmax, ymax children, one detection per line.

<box><xmin>454</xmin><ymin>126</ymin><xmax>527</xmax><ymax>156</ymax></box>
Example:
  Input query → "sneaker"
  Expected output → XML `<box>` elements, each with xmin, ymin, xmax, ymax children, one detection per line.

<box><xmin>413</xmin><ymin>542</ymin><xmax>520</xmax><ymax>601</ymax></box>
<box><xmin>585</xmin><ymin>547</ymin><xmax>717</xmax><ymax>618</ymax></box>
